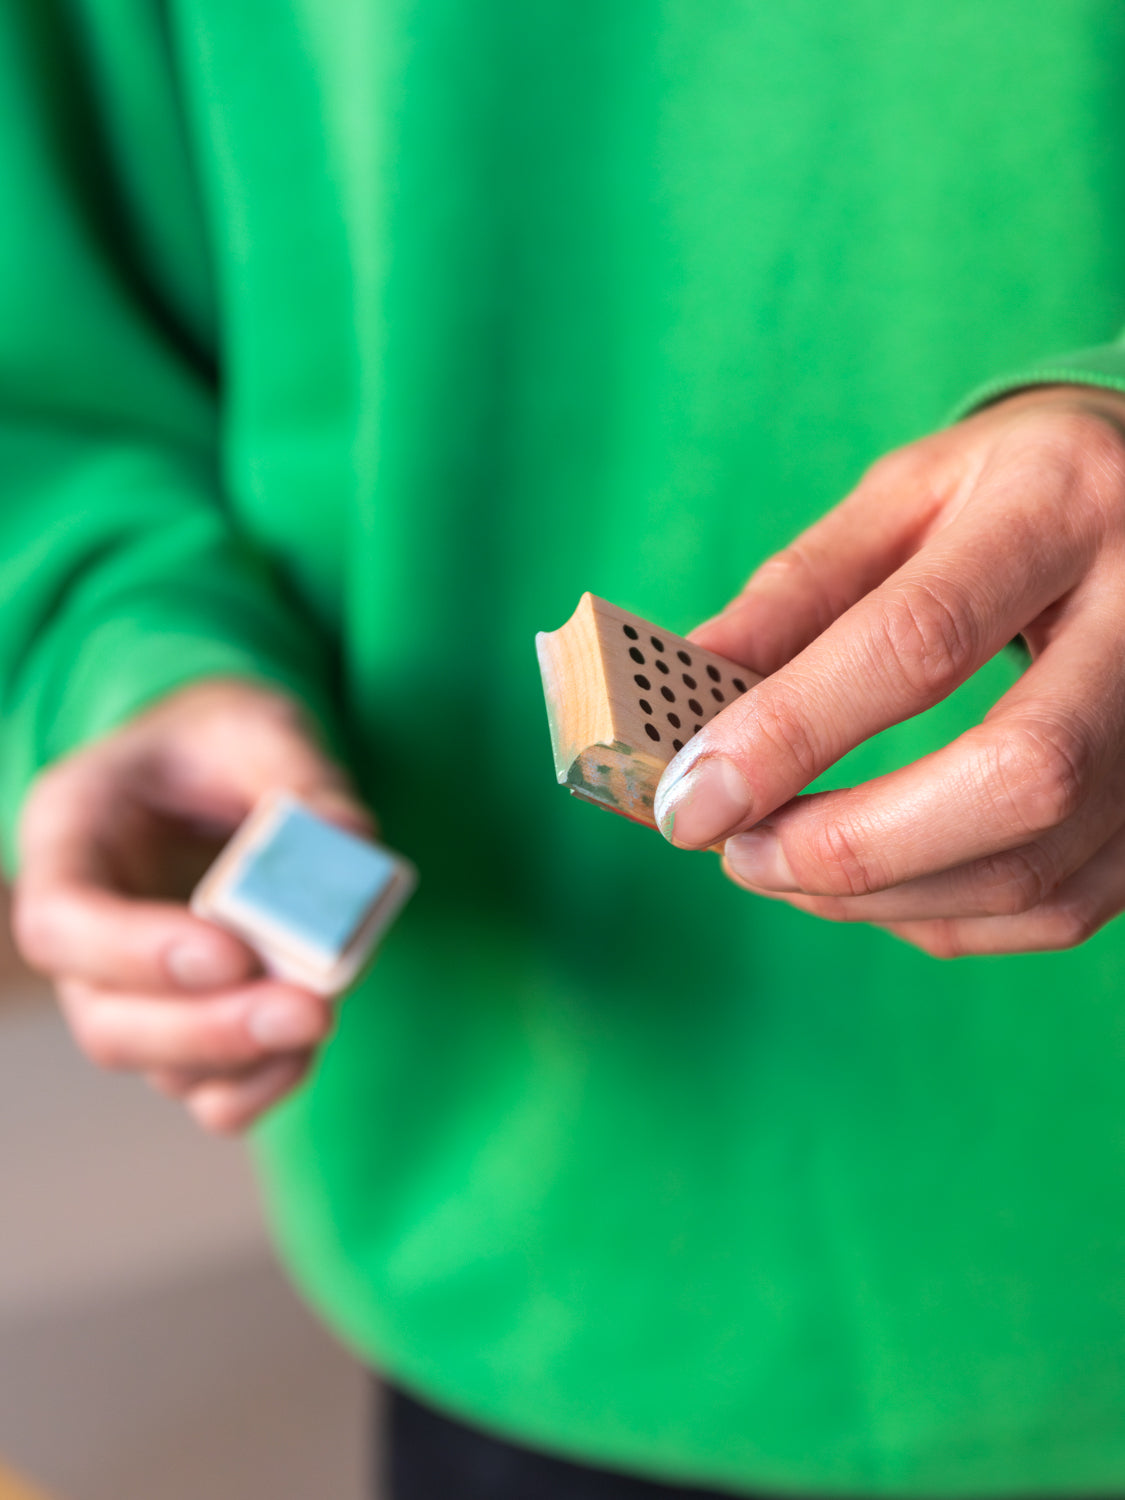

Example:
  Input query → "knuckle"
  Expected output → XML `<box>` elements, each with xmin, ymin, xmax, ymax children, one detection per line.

<box><xmin>903</xmin><ymin>920</ymin><xmax>964</xmax><ymax>960</ymax></box>
<box><xmin>754</xmin><ymin>544</ymin><xmax>817</xmax><ymax>589</ymax></box>
<box><xmin>20</xmin><ymin>757</ymin><xmax>101</xmax><ymax>840</ymax></box>
<box><xmin>11</xmin><ymin>883</ymin><xmax>92</xmax><ymax>974</ymax></box>
<box><xmin>752</xmin><ymin>545</ymin><xmax>833</xmax><ymax>629</ymax></box>
<box><xmin>10</xmin><ymin>887</ymin><xmax>60</xmax><ymax>971</ymax></box>
<box><xmin>243</xmin><ymin>689</ymin><xmax>322</xmax><ymax>753</ymax></box>
<box><xmin>189</xmin><ymin>1094</ymin><xmax>243</xmax><ymax>1136</ymax></box>
<box><xmin>194</xmin><ymin>1008</ymin><xmax>255</xmax><ymax>1068</ymax></box>
<box><xmin>1013</xmin><ymin>408</ymin><xmax>1125</xmax><ymax>523</ymax></box>
<box><xmin>253</xmin><ymin>691</ymin><xmax>309</xmax><ymax>736</ymax></box>
<box><xmin>753</xmin><ymin>697</ymin><xmax>822</xmax><ymax>784</ymax></box>
<box><xmin>798</xmin><ymin>894</ymin><xmax>858</xmax><ymax>923</ymax></box>
<box><xmin>971</xmin><ymin>846</ymin><xmax>1056</xmax><ymax>916</ymax></box>
<box><xmin>992</xmin><ymin>717</ymin><xmax>1091</xmax><ymax>835</ymax></box>
<box><xmin>71</xmin><ymin>1010</ymin><xmax>127</xmax><ymax>1071</ymax></box>
<box><xmin>22</xmin><ymin>759</ymin><xmax>73</xmax><ymax>813</ymax></box>
<box><xmin>213</xmin><ymin>688</ymin><xmax>328</xmax><ymax>772</ymax></box>
<box><xmin>862</xmin><ymin>445</ymin><xmax>924</xmax><ymax>493</ymax></box>
<box><xmin>1044</xmin><ymin>409</ymin><xmax>1125</xmax><ymax>479</ymax></box>
<box><xmin>752</xmin><ymin>541</ymin><xmax>850</xmax><ymax>631</ymax></box>
<box><xmin>874</xmin><ymin>580</ymin><xmax>978</xmax><ymax>700</ymax></box>
<box><xmin>1041</xmin><ymin>898</ymin><xmax>1101</xmax><ymax>951</ymax></box>
<box><xmin>805</xmin><ymin>819</ymin><xmax>885</xmax><ymax>897</ymax></box>
<box><xmin>148</xmin><ymin>1070</ymin><xmax>197</xmax><ymax>1100</ymax></box>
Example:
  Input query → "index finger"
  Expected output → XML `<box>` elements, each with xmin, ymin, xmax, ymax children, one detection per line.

<box><xmin>654</xmin><ymin>478</ymin><xmax>1087</xmax><ymax>849</ymax></box>
<box><xmin>14</xmin><ymin>766</ymin><xmax>258</xmax><ymax>993</ymax></box>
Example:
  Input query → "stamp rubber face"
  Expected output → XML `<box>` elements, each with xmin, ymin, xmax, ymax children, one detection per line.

<box><xmin>226</xmin><ymin>804</ymin><xmax>399</xmax><ymax>961</ymax></box>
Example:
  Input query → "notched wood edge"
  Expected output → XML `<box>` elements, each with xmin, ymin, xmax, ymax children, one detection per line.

<box><xmin>537</xmin><ymin>592</ymin><xmax>763</xmax><ymax>831</ymax></box>
<box><xmin>535</xmin><ymin>592</ymin><xmax>616</xmax><ymax>784</ymax></box>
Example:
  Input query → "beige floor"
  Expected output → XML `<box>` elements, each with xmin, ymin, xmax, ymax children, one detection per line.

<box><xmin>0</xmin><ymin>1249</ymin><xmax>374</xmax><ymax>1500</ymax></box>
<box><xmin>0</xmin><ymin>914</ymin><xmax>374</xmax><ymax>1500</ymax></box>
<box><xmin>0</xmin><ymin>1461</ymin><xmax>53</xmax><ymax>1500</ymax></box>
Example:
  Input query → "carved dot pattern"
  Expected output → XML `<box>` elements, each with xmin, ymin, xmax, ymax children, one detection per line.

<box><xmin>623</xmin><ymin>619</ymin><xmax>742</xmax><ymax>757</ymax></box>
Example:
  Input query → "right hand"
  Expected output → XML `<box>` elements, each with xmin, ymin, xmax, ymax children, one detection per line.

<box><xmin>654</xmin><ymin>386</ymin><xmax>1125</xmax><ymax>958</ymax></box>
<box><xmin>11</xmin><ymin>679</ymin><xmax>373</xmax><ymax>1133</ymax></box>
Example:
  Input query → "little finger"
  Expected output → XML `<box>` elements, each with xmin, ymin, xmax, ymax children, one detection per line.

<box><xmin>187</xmin><ymin>1054</ymin><xmax>312</xmax><ymax>1135</ymax></box>
<box><xmin>879</xmin><ymin>820</ymin><xmax>1125</xmax><ymax>957</ymax></box>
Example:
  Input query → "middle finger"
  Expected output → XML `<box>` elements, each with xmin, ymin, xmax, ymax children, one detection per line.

<box><xmin>57</xmin><ymin>977</ymin><xmax>331</xmax><ymax>1073</ymax></box>
<box><xmin>723</xmin><ymin>609</ymin><xmax>1125</xmax><ymax>903</ymax></box>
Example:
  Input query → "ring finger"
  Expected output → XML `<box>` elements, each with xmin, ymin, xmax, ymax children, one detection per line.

<box><xmin>56</xmin><ymin>978</ymin><xmax>331</xmax><ymax>1073</ymax></box>
<box><xmin>186</xmin><ymin>1054</ymin><xmax>312</xmax><ymax>1134</ymax></box>
<box><xmin>880</xmin><ymin>819</ymin><xmax>1125</xmax><ymax>957</ymax></box>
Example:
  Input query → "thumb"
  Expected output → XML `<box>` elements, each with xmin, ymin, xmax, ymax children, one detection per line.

<box><xmin>140</xmin><ymin>681</ymin><xmax>377</xmax><ymax>840</ymax></box>
<box><xmin>689</xmin><ymin>448</ymin><xmax>937</xmax><ymax>674</ymax></box>
<box><xmin>220</xmin><ymin>699</ymin><xmax>376</xmax><ymax>839</ymax></box>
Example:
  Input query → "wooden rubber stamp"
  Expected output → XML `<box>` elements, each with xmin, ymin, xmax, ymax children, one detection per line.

<box><xmin>192</xmin><ymin>793</ymin><xmax>417</xmax><ymax>995</ymax></box>
<box><xmin>536</xmin><ymin>593</ymin><xmax>761</xmax><ymax>828</ymax></box>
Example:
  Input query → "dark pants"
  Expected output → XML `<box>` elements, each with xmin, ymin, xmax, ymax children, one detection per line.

<box><xmin>381</xmin><ymin>1385</ymin><xmax>1125</xmax><ymax>1500</ymax></box>
<box><xmin>381</xmin><ymin>1385</ymin><xmax>761</xmax><ymax>1500</ymax></box>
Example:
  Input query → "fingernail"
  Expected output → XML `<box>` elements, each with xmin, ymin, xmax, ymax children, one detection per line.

<box><xmin>655</xmin><ymin>757</ymin><xmax>752</xmax><ymax>847</ymax></box>
<box><xmin>249</xmin><ymin>1000</ymin><xmax>325</xmax><ymax>1049</ymax></box>
<box><xmin>725</xmin><ymin>826</ymin><xmax>797</xmax><ymax>891</ymax></box>
<box><xmin>166</xmin><ymin>942</ymin><xmax>242</xmax><ymax>991</ymax></box>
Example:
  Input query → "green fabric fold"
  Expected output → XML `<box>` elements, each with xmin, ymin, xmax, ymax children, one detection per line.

<box><xmin>0</xmin><ymin>7</ymin><xmax>334</xmax><ymax>870</ymax></box>
<box><xmin>0</xmin><ymin>423</ymin><xmax>337</xmax><ymax>872</ymax></box>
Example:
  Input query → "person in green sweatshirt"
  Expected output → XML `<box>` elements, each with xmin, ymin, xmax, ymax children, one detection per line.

<box><xmin>8</xmin><ymin>1</ymin><xmax>1125</xmax><ymax>1496</ymax></box>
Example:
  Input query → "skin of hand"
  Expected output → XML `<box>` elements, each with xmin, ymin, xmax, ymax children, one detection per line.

<box><xmin>653</xmin><ymin>384</ymin><xmax>1125</xmax><ymax>958</ymax></box>
<box><xmin>11</xmin><ymin>680</ymin><xmax>373</xmax><ymax>1133</ymax></box>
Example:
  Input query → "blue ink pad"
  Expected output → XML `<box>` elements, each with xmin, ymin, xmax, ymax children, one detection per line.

<box><xmin>192</xmin><ymin>794</ymin><xmax>417</xmax><ymax>994</ymax></box>
<box><xmin>228</xmin><ymin>805</ymin><xmax>397</xmax><ymax>960</ymax></box>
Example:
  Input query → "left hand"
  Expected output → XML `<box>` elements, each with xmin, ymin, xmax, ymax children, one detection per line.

<box><xmin>653</xmin><ymin>385</ymin><xmax>1125</xmax><ymax>957</ymax></box>
<box><xmin>12</xmin><ymin>680</ymin><xmax>373</xmax><ymax>1132</ymax></box>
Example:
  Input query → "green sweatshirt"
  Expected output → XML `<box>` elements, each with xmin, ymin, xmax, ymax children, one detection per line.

<box><xmin>6</xmin><ymin>2</ymin><xmax>1125</xmax><ymax>1493</ymax></box>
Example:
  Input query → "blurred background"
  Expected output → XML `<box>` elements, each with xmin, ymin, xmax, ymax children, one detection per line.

<box><xmin>0</xmin><ymin>889</ymin><xmax>372</xmax><ymax>1500</ymax></box>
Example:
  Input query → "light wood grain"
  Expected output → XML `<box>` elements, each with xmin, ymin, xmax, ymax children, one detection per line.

<box><xmin>536</xmin><ymin>593</ymin><xmax>762</xmax><ymax>827</ymax></box>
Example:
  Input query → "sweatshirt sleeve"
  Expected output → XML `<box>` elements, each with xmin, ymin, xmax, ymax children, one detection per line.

<box><xmin>951</xmin><ymin>341</ymin><xmax>1125</xmax><ymax>418</ymax></box>
<box><xmin>0</xmin><ymin>9</ymin><xmax>337</xmax><ymax>869</ymax></box>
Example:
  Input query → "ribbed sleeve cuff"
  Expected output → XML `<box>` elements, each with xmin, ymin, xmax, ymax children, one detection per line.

<box><xmin>950</xmin><ymin>343</ymin><xmax>1125</xmax><ymax>422</ymax></box>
